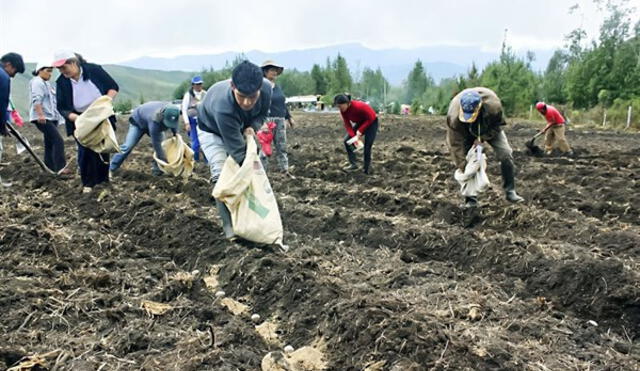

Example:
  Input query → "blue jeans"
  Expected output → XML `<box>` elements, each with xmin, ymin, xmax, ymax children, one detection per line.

<box><xmin>189</xmin><ymin>116</ymin><xmax>202</xmax><ymax>161</ymax></box>
<box><xmin>110</xmin><ymin>124</ymin><xmax>163</xmax><ymax>173</ymax></box>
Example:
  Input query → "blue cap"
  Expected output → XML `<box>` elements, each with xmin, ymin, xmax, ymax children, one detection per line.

<box><xmin>459</xmin><ymin>91</ymin><xmax>482</xmax><ymax>123</ymax></box>
<box><xmin>191</xmin><ymin>75</ymin><xmax>203</xmax><ymax>84</ymax></box>
<box><xmin>231</xmin><ymin>61</ymin><xmax>263</xmax><ymax>95</ymax></box>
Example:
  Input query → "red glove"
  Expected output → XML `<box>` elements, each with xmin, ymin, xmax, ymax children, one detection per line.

<box><xmin>10</xmin><ymin>110</ymin><xmax>24</xmax><ymax>127</ymax></box>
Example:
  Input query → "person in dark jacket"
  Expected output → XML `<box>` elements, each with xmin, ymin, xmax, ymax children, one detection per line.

<box><xmin>446</xmin><ymin>87</ymin><xmax>524</xmax><ymax>208</ymax></box>
<box><xmin>197</xmin><ymin>60</ymin><xmax>272</xmax><ymax>240</ymax></box>
<box><xmin>54</xmin><ymin>51</ymin><xmax>119</xmax><ymax>193</ymax></box>
<box><xmin>259</xmin><ymin>60</ymin><xmax>295</xmax><ymax>176</ymax></box>
<box><xmin>0</xmin><ymin>52</ymin><xmax>25</xmax><ymax>188</ymax></box>
<box><xmin>334</xmin><ymin>94</ymin><xmax>379</xmax><ymax>175</ymax></box>
<box><xmin>110</xmin><ymin>102</ymin><xmax>180</xmax><ymax>175</ymax></box>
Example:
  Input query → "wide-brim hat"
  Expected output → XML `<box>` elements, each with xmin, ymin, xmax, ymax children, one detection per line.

<box><xmin>260</xmin><ymin>60</ymin><xmax>284</xmax><ymax>74</ymax></box>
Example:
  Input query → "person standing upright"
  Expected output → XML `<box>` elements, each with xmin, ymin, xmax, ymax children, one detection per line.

<box><xmin>259</xmin><ymin>60</ymin><xmax>295</xmax><ymax>176</ymax></box>
<box><xmin>54</xmin><ymin>51</ymin><xmax>119</xmax><ymax>193</ymax></box>
<box><xmin>182</xmin><ymin>76</ymin><xmax>206</xmax><ymax>162</ymax></box>
<box><xmin>0</xmin><ymin>52</ymin><xmax>26</xmax><ymax>188</ymax></box>
<box><xmin>29</xmin><ymin>62</ymin><xmax>69</xmax><ymax>174</ymax></box>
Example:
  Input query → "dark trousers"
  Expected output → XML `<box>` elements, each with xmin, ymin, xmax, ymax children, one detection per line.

<box><xmin>33</xmin><ymin>120</ymin><xmax>66</xmax><ymax>172</ymax></box>
<box><xmin>77</xmin><ymin>140</ymin><xmax>109</xmax><ymax>187</ymax></box>
<box><xmin>344</xmin><ymin>118</ymin><xmax>379</xmax><ymax>173</ymax></box>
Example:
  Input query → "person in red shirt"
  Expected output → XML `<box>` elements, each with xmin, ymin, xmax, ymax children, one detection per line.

<box><xmin>334</xmin><ymin>94</ymin><xmax>379</xmax><ymax>174</ymax></box>
<box><xmin>535</xmin><ymin>102</ymin><xmax>573</xmax><ymax>155</ymax></box>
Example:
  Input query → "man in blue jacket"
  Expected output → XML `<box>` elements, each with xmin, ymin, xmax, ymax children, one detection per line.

<box><xmin>197</xmin><ymin>60</ymin><xmax>272</xmax><ymax>240</ymax></box>
<box><xmin>110</xmin><ymin>102</ymin><xmax>180</xmax><ymax>176</ymax></box>
<box><xmin>0</xmin><ymin>52</ymin><xmax>25</xmax><ymax>188</ymax></box>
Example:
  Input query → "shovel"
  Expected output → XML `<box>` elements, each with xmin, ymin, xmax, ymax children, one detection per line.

<box><xmin>5</xmin><ymin>122</ymin><xmax>56</xmax><ymax>175</ymax></box>
<box><xmin>525</xmin><ymin>131</ymin><xmax>544</xmax><ymax>156</ymax></box>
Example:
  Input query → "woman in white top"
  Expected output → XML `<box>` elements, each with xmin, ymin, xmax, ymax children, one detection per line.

<box><xmin>181</xmin><ymin>76</ymin><xmax>206</xmax><ymax>161</ymax></box>
<box><xmin>29</xmin><ymin>62</ymin><xmax>69</xmax><ymax>173</ymax></box>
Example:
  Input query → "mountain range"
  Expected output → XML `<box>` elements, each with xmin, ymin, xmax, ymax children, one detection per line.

<box><xmin>121</xmin><ymin>43</ymin><xmax>555</xmax><ymax>85</ymax></box>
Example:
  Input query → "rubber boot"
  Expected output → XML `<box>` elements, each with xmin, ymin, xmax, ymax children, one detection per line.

<box><xmin>215</xmin><ymin>199</ymin><xmax>236</xmax><ymax>240</ymax></box>
<box><xmin>501</xmin><ymin>159</ymin><xmax>525</xmax><ymax>203</ymax></box>
<box><xmin>461</xmin><ymin>196</ymin><xmax>478</xmax><ymax>208</ymax></box>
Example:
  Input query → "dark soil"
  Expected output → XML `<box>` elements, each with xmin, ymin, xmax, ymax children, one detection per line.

<box><xmin>1</xmin><ymin>113</ymin><xmax>639</xmax><ymax>370</ymax></box>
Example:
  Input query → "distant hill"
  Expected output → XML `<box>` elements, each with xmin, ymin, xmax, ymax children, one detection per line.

<box><xmin>9</xmin><ymin>63</ymin><xmax>192</xmax><ymax>117</ymax></box>
<box><xmin>121</xmin><ymin>42</ymin><xmax>554</xmax><ymax>85</ymax></box>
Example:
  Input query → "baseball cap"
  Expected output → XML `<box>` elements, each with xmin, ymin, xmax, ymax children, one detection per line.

<box><xmin>162</xmin><ymin>104</ymin><xmax>180</xmax><ymax>129</ymax></box>
<box><xmin>52</xmin><ymin>50</ymin><xmax>76</xmax><ymax>67</ymax></box>
<box><xmin>459</xmin><ymin>90</ymin><xmax>482</xmax><ymax>123</ymax></box>
<box><xmin>191</xmin><ymin>76</ymin><xmax>203</xmax><ymax>84</ymax></box>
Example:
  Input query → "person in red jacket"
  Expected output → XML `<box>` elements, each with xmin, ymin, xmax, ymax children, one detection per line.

<box><xmin>334</xmin><ymin>94</ymin><xmax>379</xmax><ymax>174</ymax></box>
<box><xmin>535</xmin><ymin>102</ymin><xmax>573</xmax><ymax>155</ymax></box>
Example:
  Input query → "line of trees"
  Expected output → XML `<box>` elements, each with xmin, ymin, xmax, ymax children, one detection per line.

<box><xmin>173</xmin><ymin>0</ymin><xmax>639</xmax><ymax>127</ymax></box>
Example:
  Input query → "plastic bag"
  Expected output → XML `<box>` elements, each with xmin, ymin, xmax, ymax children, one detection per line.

<box><xmin>454</xmin><ymin>144</ymin><xmax>490</xmax><ymax>197</ymax></box>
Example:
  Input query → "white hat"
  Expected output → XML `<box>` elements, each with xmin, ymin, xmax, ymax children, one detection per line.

<box><xmin>33</xmin><ymin>61</ymin><xmax>53</xmax><ymax>75</ymax></box>
<box><xmin>52</xmin><ymin>50</ymin><xmax>76</xmax><ymax>67</ymax></box>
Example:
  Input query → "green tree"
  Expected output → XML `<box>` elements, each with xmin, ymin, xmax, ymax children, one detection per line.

<box><xmin>542</xmin><ymin>50</ymin><xmax>569</xmax><ymax>104</ymax></box>
<box><xmin>329</xmin><ymin>54</ymin><xmax>353</xmax><ymax>94</ymax></box>
<box><xmin>564</xmin><ymin>0</ymin><xmax>639</xmax><ymax>108</ymax></box>
<box><xmin>310</xmin><ymin>64</ymin><xmax>328</xmax><ymax>95</ymax></box>
<box><xmin>356</xmin><ymin>67</ymin><xmax>390</xmax><ymax>109</ymax></box>
<box><xmin>278</xmin><ymin>69</ymin><xmax>315</xmax><ymax>96</ymax></box>
<box><xmin>480</xmin><ymin>42</ymin><xmax>538</xmax><ymax>115</ymax></box>
<box><xmin>404</xmin><ymin>60</ymin><xmax>433</xmax><ymax>104</ymax></box>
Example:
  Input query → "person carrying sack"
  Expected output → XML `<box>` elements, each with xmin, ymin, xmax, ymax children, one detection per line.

<box><xmin>54</xmin><ymin>51</ymin><xmax>119</xmax><ymax>193</ymax></box>
<box><xmin>446</xmin><ymin>87</ymin><xmax>524</xmax><ymax>208</ymax></box>
<box><xmin>196</xmin><ymin>61</ymin><xmax>273</xmax><ymax>241</ymax></box>
<box><xmin>213</xmin><ymin>134</ymin><xmax>284</xmax><ymax>245</ymax></box>
<box><xmin>110</xmin><ymin>101</ymin><xmax>181</xmax><ymax>176</ymax></box>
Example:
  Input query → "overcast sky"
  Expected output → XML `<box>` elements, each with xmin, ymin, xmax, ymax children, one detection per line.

<box><xmin>0</xmin><ymin>0</ymin><xmax>633</xmax><ymax>64</ymax></box>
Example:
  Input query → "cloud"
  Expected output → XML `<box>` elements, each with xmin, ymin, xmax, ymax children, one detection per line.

<box><xmin>0</xmin><ymin>0</ymin><xmax>616</xmax><ymax>64</ymax></box>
